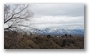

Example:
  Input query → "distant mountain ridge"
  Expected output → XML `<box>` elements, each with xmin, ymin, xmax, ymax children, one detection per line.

<box><xmin>31</xmin><ymin>28</ymin><xmax>84</xmax><ymax>36</ymax></box>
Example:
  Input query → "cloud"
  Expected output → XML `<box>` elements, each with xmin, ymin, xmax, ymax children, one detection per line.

<box><xmin>31</xmin><ymin>16</ymin><xmax>84</xmax><ymax>24</ymax></box>
<box><xmin>30</xmin><ymin>16</ymin><xmax>84</xmax><ymax>29</ymax></box>
<box><xmin>29</xmin><ymin>4</ymin><xmax>84</xmax><ymax>30</ymax></box>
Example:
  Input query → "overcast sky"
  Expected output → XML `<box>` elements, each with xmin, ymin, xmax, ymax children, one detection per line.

<box><xmin>27</xmin><ymin>4</ymin><xmax>84</xmax><ymax>29</ymax></box>
<box><xmin>31</xmin><ymin>4</ymin><xmax>84</xmax><ymax>17</ymax></box>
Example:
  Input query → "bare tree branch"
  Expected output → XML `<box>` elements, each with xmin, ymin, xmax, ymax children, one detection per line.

<box><xmin>4</xmin><ymin>14</ymin><xmax>14</xmax><ymax>24</ymax></box>
<box><xmin>13</xmin><ymin>5</ymin><xmax>29</xmax><ymax>15</ymax></box>
<box><xmin>4</xmin><ymin>4</ymin><xmax>33</xmax><ymax>30</ymax></box>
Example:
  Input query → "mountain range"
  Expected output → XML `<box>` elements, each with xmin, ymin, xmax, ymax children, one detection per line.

<box><xmin>31</xmin><ymin>28</ymin><xmax>84</xmax><ymax>36</ymax></box>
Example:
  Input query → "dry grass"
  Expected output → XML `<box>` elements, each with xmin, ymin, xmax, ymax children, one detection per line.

<box><xmin>4</xmin><ymin>31</ymin><xmax>84</xmax><ymax>49</ymax></box>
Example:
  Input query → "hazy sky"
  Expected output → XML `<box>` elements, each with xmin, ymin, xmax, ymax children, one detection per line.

<box><xmin>26</xmin><ymin>4</ymin><xmax>84</xmax><ymax>29</ymax></box>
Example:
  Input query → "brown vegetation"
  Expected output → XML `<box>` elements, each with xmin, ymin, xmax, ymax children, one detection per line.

<box><xmin>4</xmin><ymin>31</ymin><xmax>84</xmax><ymax>49</ymax></box>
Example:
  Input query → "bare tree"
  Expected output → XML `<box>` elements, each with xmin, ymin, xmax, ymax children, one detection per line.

<box><xmin>4</xmin><ymin>4</ymin><xmax>33</xmax><ymax>31</ymax></box>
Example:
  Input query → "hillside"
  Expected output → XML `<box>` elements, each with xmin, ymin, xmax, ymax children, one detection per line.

<box><xmin>4</xmin><ymin>31</ymin><xmax>84</xmax><ymax>49</ymax></box>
